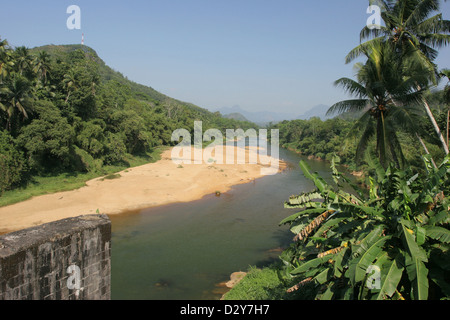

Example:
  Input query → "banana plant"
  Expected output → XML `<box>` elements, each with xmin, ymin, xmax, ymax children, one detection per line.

<box><xmin>279</xmin><ymin>155</ymin><xmax>450</xmax><ymax>300</ymax></box>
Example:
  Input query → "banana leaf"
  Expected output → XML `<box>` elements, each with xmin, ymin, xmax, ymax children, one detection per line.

<box><xmin>291</xmin><ymin>255</ymin><xmax>336</xmax><ymax>275</ymax></box>
<box><xmin>405</xmin><ymin>252</ymin><xmax>429</xmax><ymax>300</ymax></box>
<box><xmin>375</xmin><ymin>255</ymin><xmax>404</xmax><ymax>300</ymax></box>
<box><xmin>401</xmin><ymin>221</ymin><xmax>429</xmax><ymax>300</ymax></box>
<box><xmin>424</xmin><ymin>226</ymin><xmax>450</xmax><ymax>243</ymax></box>
<box><xmin>354</xmin><ymin>236</ymin><xmax>392</xmax><ymax>283</ymax></box>
<box><xmin>279</xmin><ymin>208</ymin><xmax>328</xmax><ymax>225</ymax></box>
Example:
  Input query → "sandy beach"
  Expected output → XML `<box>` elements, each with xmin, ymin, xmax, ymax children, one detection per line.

<box><xmin>0</xmin><ymin>146</ymin><xmax>285</xmax><ymax>234</ymax></box>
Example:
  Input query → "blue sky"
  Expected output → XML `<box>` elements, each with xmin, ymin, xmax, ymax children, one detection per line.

<box><xmin>1</xmin><ymin>0</ymin><xmax>449</xmax><ymax>115</ymax></box>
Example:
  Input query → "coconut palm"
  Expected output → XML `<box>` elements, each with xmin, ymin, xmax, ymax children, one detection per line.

<box><xmin>13</xmin><ymin>46</ymin><xmax>34</xmax><ymax>77</ymax></box>
<box><xmin>33</xmin><ymin>51</ymin><xmax>51</xmax><ymax>85</ymax></box>
<box><xmin>347</xmin><ymin>0</ymin><xmax>450</xmax><ymax>67</ymax></box>
<box><xmin>347</xmin><ymin>0</ymin><xmax>450</xmax><ymax>154</ymax></box>
<box><xmin>63</xmin><ymin>69</ymin><xmax>78</xmax><ymax>103</ymax></box>
<box><xmin>440</xmin><ymin>68</ymin><xmax>450</xmax><ymax>146</ymax></box>
<box><xmin>0</xmin><ymin>74</ymin><xmax>34</xmax><ymax>131</ymax></box>
<box><xmin>0</xmin><ymin>38</ymin><xmax>14</xmax><ymax>83</ymax></box>
<box><xmin>328</xmin><ymin>40</ymin><xmax>427</xmax><ymax>168</ymax></box>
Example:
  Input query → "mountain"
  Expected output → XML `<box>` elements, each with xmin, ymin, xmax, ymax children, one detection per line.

<box><xmin>222</xmin><ymin>112</ymin><xmax>250</xmax><ymax>122</ymax></box>
<box><xmin>296</xmin><ymin>104</ymin><xmax>333</xmax><ymax>120</ymax></box>
<box><xmin>216</xmin><ymin>105</ymin><xmax>298</xmax><ymax>125</ymax></box>
<box><xmin>216</xmin><ymin>104</ymin><xmax>335</xmax><ymax>125</ymax></box>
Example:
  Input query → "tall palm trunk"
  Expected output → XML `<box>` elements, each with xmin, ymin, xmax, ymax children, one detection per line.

<box><xmin>377</xmin><ymin>111</ymin><xmax>388</xmax><ymax>168</ymax></box>
<box><xmin>416</xmin><ymin>133</ymin><xmax>437</xmax><ymax>169</ymax></box>
<box><xmin>447</xmin><ymin>106</ymin><xmax>449</xmax><ymax>148</ymax></box>
<box><xmin>421</xmin><ymin>95</ymin><xmax>449</xmax><ymax>154</ymax></box>
<box><xmin>389</xmin><ymin>93</ymin><xmax>438</xmax><ymax>166</ymax></box>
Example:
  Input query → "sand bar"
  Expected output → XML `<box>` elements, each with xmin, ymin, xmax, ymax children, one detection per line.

<box><xmin>0</xmin><ymin>146</ymin><xmax>285</xmax><ymax>234</ymax></box>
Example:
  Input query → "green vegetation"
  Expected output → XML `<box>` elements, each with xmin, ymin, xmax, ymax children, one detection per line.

<box><xmin>271</xmin><ymin>117</ymin><xmax>359</xmax><ymax>169</ymax></box>
<box><xmin>278</xmin><ymin>156</ymin><xmax>450</xmax><ymax>300</ymax></box>
<box><xmin>271</xmin><ymin>89</ymin><xmax>448</xmax><ymax>175</ymax></box>
<box><xmin>226</xmin><ymin>0</ymin><xmax>450</xmax><ymax>300</ymax></box>
<box><xmin>0</xmin><ymin>41</ymin><xmax>255</xmax><ymax>200</ymax></box>
<box><xmin>223</xmin><ymin>264</ymin><xmax>298</xmax><ymax>300</ymax></box>
<box><xmin>1</xmin><ymin>0</ymin><xmax>448</xmax><ymax>302</ymax></box>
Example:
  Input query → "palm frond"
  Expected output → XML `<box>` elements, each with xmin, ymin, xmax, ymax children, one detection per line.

<box><xmin>345</xmin><ymin>37</ymin><xmax>384</xmax><ymax>64</ymax></box>
<box><xmin>327</xmin><ymin>99</ymin><xmax>368</xmax><ymax>116</ymax></box>
<box><xmin>405</xmin><ymin>0</ymin><xmax>440</xmax><ymax>29</ymax></box>
<box><xmin>333</xmin><ymin>77</ymin><xmax>369</xmax><ymax>98</ymax></box>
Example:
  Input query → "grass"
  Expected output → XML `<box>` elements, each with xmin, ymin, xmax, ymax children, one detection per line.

<box><xmin>222</xmin><ymin>262</ymin><xmax>316</xmax><ymax>300</ymax></box>
<box><xmin>100</xmin><ymin>173</ymin><xmax>121</xmax><ymax>181</ymax></box>
<box><xmin>222</xmin><ymin>265</ymin><xmax>285</xmax><ymax>300</ymax></box>
<box><xmin>0</xmin><ymin>147</ymin><xmax>165</xmax><ymax>208</ymax></box>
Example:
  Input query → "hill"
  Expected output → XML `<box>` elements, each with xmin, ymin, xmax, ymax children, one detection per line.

<box><xmin>217</xmin><ymin>104</ymin><xmax>336</xmax><ymax>126</ymax></box>
<box><xmin>222</xmin><ymin>112</ymin><xmax>251</xmax><ymax>122</ymax></box>
<box><xmin>296</xmin><ymin>104</ymin><xmax>333</xmax><ymax>120</ymax></box>
<box><xmin>0</xmin><ymin>41</ymin><xmax>258</xmax><ymax>194</ymax></box>
<box><xmin>31</xmin><ymin>44</ymin><xmax>224</xmax><ymax>120</ymax></box>
<box><xmin>216</xmin><ymin>105</ymin><xmax>298</xmax><ymax>125</ymax></box>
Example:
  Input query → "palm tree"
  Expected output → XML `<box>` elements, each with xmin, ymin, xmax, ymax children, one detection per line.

<box><xmin>0</xmin><ymin>38</ymin><xmax>14</xmax><ymax>83</ymax></box>
<box><xmin>440</xmin><ymin>68</ymin><xmax>450</xmax><ymax>146</ymax></box>
<box><xmin>328</xmin><ymin>40</ymin><xmax>426</xmax><ymax>168</ymax></box>
<box><xmin>347</xmin><ymin>0</ymin><xmax>450</xmax><ymax>154</ymax></box>
<box><xmin>347</xmin><ymin>0</ymin><xmax>450</xmax><ymax>66</ymax></box>
<box><xmin>33</xmin><ymin>51</ymin><xmax>51</xmax><ymax>85</ymax></box>
<box><xmin>13</xmin><ymin>46</ymin><xmax>33</xmax><ymax>77</ymax></box>
<box><xmin>0</xmin><ymin>74</ymin><xmax>34</xmax><ymax>131</ymax></box>
<box><xmin>63</xmin><ymin>69</ymin><xmax>78</xmax><ymax>103</ymax></box>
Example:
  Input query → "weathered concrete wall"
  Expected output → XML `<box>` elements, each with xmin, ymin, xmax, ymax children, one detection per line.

<box><xmin>0</xmin><ymin>215</ymin><xmax>111</xmax><ymax>300</ymax></box>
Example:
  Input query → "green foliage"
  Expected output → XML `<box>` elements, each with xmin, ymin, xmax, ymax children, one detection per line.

<box><xmin>278</xmin><ymin>155</ymin><xmax>450</xmax><ymax>300</ymax></box>
<box><xmin>0</xmin><ymin>40</ymin><xmax>256</xmax><ymax>196</ymax></box>
<box><xmin>270</xmin><ymin>117</ymin><xmax>359</xmax><ymax>170</ymax></box>
<box><xmin>222</xmin><ymin>264</ymin><xmax>313</xmax><ymax>300</ymax></box>
<box><xmin>16</xmin><ymin>100</ymin><xmax>75</xmax><ymax>172</ymax></box>
<box><xmin>0</xmin><ymin>130</ymin><xmax>27</xmax><ymax>193</ymax></box>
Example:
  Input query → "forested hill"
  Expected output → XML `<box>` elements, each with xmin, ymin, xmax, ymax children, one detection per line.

<box><xmin>0</xmin><ymin>41</ymin><xmax>256</xmax><ymax>193</ymax></box>
<box><xmin>31</xmin><ymin>44</ymin><xmax>243</xmax><ymax>123</ymax></box>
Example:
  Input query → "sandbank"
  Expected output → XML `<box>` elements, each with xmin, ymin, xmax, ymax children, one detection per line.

<box><xmin>0</xmin><ymin>146</ymin><xmax>285</xmax><ymax>234</ymax></box>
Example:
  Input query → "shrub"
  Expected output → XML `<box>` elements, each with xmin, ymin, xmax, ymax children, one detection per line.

<box><xmin>0</xmin><ymin>130</ymin><xmax>28</xmax><ymax>193</ymax></box>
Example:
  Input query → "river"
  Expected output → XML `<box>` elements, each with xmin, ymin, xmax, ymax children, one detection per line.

<box><xmin>109</xmin><ymin>147</ymin><xmax>336</xmax><ymax>300</ymax></box>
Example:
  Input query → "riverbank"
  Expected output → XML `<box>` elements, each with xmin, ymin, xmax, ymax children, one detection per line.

<box><xmin>285</xmin><ymin>146</ymin><xmax>365</xmax><ymax>178</ymax></box>
<box><xmin>0</xmin><ymin>146</ymin><xmax>286</xmax><ymax>234</ymax></box>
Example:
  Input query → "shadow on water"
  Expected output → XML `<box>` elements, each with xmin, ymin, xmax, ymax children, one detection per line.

<box><xmin>109</xmin><ymin>147</ymin><xmax>337</xmax><ymax>300</ymax></box>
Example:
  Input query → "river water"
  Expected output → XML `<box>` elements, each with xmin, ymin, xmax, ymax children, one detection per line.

<box><xmin>109</xmin><ymin>147</ymin><xmax>335</xmax><ymax>300</ymax></box>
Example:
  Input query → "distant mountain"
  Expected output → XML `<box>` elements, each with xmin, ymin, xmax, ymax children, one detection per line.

<box><xmin>222</xmin><ymin>112</ymin><xmax>251</xmax><ymax>122</ymax></box>
<box><xmin>216</xmin><ymin>105</ymin><xmax>298</xmax><ymax>125</ymax></box>
<box><xmin>296</xmin><ymin>104</ymin><xmax>333</xmax><ymax>120</ymax></box>
<box><xmin>216</xmin><ymin>104</ymin><xmax>335</xmax><ymax>125</ymax></box>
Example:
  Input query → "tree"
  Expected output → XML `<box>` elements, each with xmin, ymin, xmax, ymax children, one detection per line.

<box><xmin>347</xmin><ymin>0</ymin><xmax>450</xmax><ymax>155</ymax></box>
<box><xmin>0</xmin><ymin>38</ymin><xmax>14</xmax><ymax>83</ymax></box>
<box><xmin>13</xmin><ymin>46</ymin><xmax>34</xmax><ymax>78</ymax></box>
<box><xmin>63</xmin><ymin>68</ymin><xmax>78</xmax><ymax>103</ymax></box>
<box><xmin>348</xmin><ymin>0</ymin><xmax>450</xmax><ymax>68</ymax></box>
<box><xmin>61</xmin><ymin>59</ymin><xmax>99</xmax><ymax>121</ymax></box>
<box><xmin>328</xmin><ymin>40</ymin><xmax>426</xmax><ymax>168</ymax></box>
<box><xmin>0</xmin><ymin>130</ymin><xmax>28</xmax><ymax>193</ymax></box>
<box><xmin>440</xmin><ymin>68</ymin><xmax>450</xmax><ymax>147</ymax></box>
<box><xmin>108</xmin><ymin>109</ymin><xmax>154</xmax><ymax>154</ymax></box>
<box><xmin>16</xmin><ymin>101</ymin><xmax>75</xmax><ymax>172</ymax></box>
<box><xmin>0</xmin><ymin>74</ymin><xmax>34</xmax><ymax>132</ymax></box>
<box><xmin>33</xmin><ymin>51</ymin><xmax>52</xmax><ymax>85</ymax></box>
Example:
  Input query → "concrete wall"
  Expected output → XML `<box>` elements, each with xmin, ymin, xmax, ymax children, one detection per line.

<box><xmin>0</xmin><ymin>215</ymin><xmax>111</xmax><ymax>300</ymax></box>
